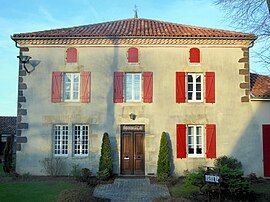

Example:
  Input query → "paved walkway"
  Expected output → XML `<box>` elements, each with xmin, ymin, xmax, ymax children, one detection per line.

<box><xmin>93</xmin><ymin>178</ymin><xmax>171</xmax><ymax>201</ymax></box>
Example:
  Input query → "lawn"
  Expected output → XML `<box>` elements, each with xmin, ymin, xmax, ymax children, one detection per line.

<box><xmin>0</xmin><ymin>181</ymin><xmax>77</xmax><ymax>202</ymax></box>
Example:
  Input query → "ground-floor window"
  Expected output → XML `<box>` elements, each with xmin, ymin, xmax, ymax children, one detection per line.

<box><xmin>187</xmin><ymin>125</ymin><xmax>204</xmax><ymax>157</ymax></box>
<box><xmin>74</xmin><ymin>125</ymin><xmax>89</xmax><ymax>156</ymax></box>
<box><xmin>53</xmin><ymin>125</ymin><xmax>69</xmax><ymax>156</ymax></box>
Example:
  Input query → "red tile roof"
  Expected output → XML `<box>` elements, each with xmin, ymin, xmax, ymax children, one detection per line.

<box><xmin>12</xmin><ymin>18</ymin><xmax>256</xmax><ymax>40</ymax></box>
<box><xmin>250</xmin><ymin>73</ymin><xmax>270</xmax><ymax>99</ymax></box>
<box><xmin>0</xmin><ymin>116</ymin><xmax>17</xmax><ymax>135</ymax></box>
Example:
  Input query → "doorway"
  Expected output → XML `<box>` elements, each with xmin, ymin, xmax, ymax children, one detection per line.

<box><xmin>120</xmin><ymin>125</ymin><xmax>145</xmax><ymax>175</ymax></box>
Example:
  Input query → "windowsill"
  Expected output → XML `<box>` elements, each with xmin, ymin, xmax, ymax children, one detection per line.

<box><xmin>73</xmin><ymin>155</ymin><xmax>89</xmax><ymax>158</ymax></box>
<box><xmin>187</xmin><ymin>100</ymin><xmax>204</xmax><ymax>103</ymax></box>
<box><xmin>54</xmin><ymin>155</ymin><xmax>69</xmax><ymax>158</ymax></box>
<box><xmin>188</xmin><ymin>62</ymin><xmax>201</xmax><ymax>66</ymax></box>
<box><xmin>127</xmin><ymin>62</ymin><xmax>140</xmax><ymax>66</ymax></box>
<box><xmin>187</xmin><ymin>155</ymin><xmax>205</xmax><ymax>158</ymax></box>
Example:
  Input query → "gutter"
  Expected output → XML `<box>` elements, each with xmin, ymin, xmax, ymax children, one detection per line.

<box><xmin>250</xmin><ymin>98</ymin><xmax>270</xmax><ymax>101</ymax></box>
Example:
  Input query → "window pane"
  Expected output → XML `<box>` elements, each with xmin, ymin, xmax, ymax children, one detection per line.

<box><xmin>188</xmin><ymin>75</ymin><xmax>193</xmax><ymax>82</ymax></box>
<box><xmin>125</xmin><ymin>74</ymin><xmax>132</xmax><ymax>101</ymax></box>
<box><xmin>196</xmin><ymin>75</ymin><xmax>201</xmax><ymax>82</ymax></box>
<box><xmin>196</xmin><ymin>146</ymin><xmax>202</xmax><ymax>154</ymax></box>
<box><xmin>64</xmin><ymin>74</ymin><xmax>71</xmax><ymax>82</ymax></box>
<box><xmin>188</xmin><ymin>135</ymin><xmax>193</xmax><ymax>144</ymax></box>
<box><xmin>73</xmin><ymin>74</ymin><xmax>79</xmax><ymax>82</ymax></box>
<box><xmin>188</xmin><ymin>146</ymin><xmax>194</xmax><ymax>154</ymax></box>
<box><xmin>133</xmin><ymin>74</ymin><xmax>141</xmax><ymax>101</ymax></box>
<box><xmin>196</xmin><ymin>126</ymin><xmax>201</xmax><ymax>136</ymax></box>
<box><xmin>196</xmin><ymin>92</ymin><xmax>201</xmax><ymax>100</ymax></box>
<box><xmin>73</xmin><ymin>92</ymin><xmax>79</xmax><ymax>99</ymax></box>
<box><xmin>188</xmin><ymin>84</ymin><xmax>193</xmax><ymax>91</ymax></box>
<box><xmin>196</xmin><ymin>84</ymin><xmax>201</xmax><ymax>91</ymax></box>
<box><xmin>188</xmin><ymin>92</ymin><xmax>193</xmax><ymax>100</ymax></box>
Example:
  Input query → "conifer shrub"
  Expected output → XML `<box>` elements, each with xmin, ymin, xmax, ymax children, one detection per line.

<box><xmin>97</xmin><ymin>133</ymin><xmax>113</xmax><ymax>180</ymax></box>
<box><xmin>214</xmin><ymin>156</ymin><xmax>251</xmax><ymax>196</ymax></box>
<box><xmin>3</xmin><ymin>136</ymin><xmax>13</xmax><ymax>173</ymax></box>
<box><xmin>157</xmin><ymin>132</ymin><xmax>171</xmax><ymax>182</ymax></box>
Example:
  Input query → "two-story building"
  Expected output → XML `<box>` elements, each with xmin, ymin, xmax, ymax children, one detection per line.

<box><xmin>11</xmin><ymin>17</ymin><xmax>270</xmax><ymax>177</ymax></box>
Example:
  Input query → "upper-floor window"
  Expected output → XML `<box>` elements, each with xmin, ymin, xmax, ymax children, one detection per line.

<box><xmin>113</xmin><ymin>71</ymin><xmax>153</xmax><ymax>103</ymax></box>
<box><xmin>187</xmin><ymin>73</ymin><xmax>203</xmax><ymax>102</ymax></box>
<box><xmin>189</xmin><ymin>48</ymin><xmax>200</xmax><ymax>63</ymax></box>
<box><xmin>176</xmin><ymin>72</ymin><xmax>215</xmax><ymax>103</ymax></box>
<box><xmin>64</xmin><ymin>73</ymin><xmax>80</xmax><ymax>102</ymax></box>
<box><xmin>187</xmin><ymin>125</ymin><xmax>203</xmax><ymax>157</ymax></box>
<box><xmin>51</xmin><ymin>71</ymin><xmax>91</xmax><ymax>103</ymax></box>
<box><xmin>127</xmin><ymin>47</ymin><xmax>139</xmax><ymax>63</ymax></box>
<box><xmin>125</xmin><ymin>73</ymin><xmax>141</xmax><ymax>102</ymax></box>
<box><xmin>66</xmin><ymin>47</ymin><xmax>78</xmax><ymax>63</ymax></box>
<box><xmin>73</xmin><ymin>125</ymin><xmax>89</xmax><ymax>156</ymax></box>
<box><xmin>53</xmin><ymin>125</ymin><xmax>68</xmax><ymax>156</ymax></box>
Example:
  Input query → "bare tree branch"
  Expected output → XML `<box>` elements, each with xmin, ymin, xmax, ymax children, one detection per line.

<box><xmin>215</xmin><ymin>0</ymin><xmax>270</xmax><ymax>72</ymax></box>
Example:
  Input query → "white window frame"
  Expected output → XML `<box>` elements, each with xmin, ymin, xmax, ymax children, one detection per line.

<box><xmin>73</xmin><ymin>125</ymin><xmax>89</xmax><ymax>157</ymax></box>
<box><xmin>187</xmin><ymin>73</ymin><xmax>203</xmax><ymax>102</ymax></box>
<box><xmin>63</xmin><ymin>73</ymin><xmax>80</xmax><ymax>102</ymax></box>
<box><xmin>125</xmin><ymin>73</ymin><xmax>142</xmax><ymax>102</ymax></box>
<box><xmin>53</xmin><ymin>125</ymin><xmax>69</xmax><ymax>157</ymax></box>
<box><xmin>187</xmin><ymin>125</ymin><xmax>204</xmax><ymax>158</ymax></box>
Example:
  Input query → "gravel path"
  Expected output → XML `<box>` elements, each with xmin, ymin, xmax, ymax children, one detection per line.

<box><xmin>93</xmin><ymin>178</ymin><xmax>171</xmax><ymax>201</ymax></box>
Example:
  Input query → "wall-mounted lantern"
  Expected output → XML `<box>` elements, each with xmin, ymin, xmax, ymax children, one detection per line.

<box><xmin>17</xmin><ymin>55</ymin><xmax>40</xmax><ymax>74</ymax></box>
<box><xmin>129</xmin><ymin>113</ymin><xmax>137</xmax><ymax>120</ymax></box>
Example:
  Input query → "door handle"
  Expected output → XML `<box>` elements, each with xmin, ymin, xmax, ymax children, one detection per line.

<box><xmin>124</xmin><ymin>155</ymin><xmax>129</xmax><ymax>160</ymax></box>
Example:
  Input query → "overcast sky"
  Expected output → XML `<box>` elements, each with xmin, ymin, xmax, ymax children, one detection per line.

<box><xmin>0</xmin><ymin>0</ymin><xmax>268</xmax><ymax>116</ymax></box>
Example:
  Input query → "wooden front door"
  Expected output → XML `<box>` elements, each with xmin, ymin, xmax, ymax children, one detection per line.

<box><xmin>263</xmin><ymin>125</ymin><xmax>270</xmax><ymax>177</ymax></box>
<box><xmin>121</xmin><ymin>125</ymin><xmax>145</xmax><ymax>175</ymax></box>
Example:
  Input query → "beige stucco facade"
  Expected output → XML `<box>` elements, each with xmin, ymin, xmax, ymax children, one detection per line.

<box><xmin>15</xmin><ymin>44</ymin><xmax>270</xmax><ymax>176</ymax></box>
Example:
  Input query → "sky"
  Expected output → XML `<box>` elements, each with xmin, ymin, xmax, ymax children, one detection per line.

<box><xmin>0</xmin><ymin>0</ymin><xmax>268</xmax><ymax>116</ymax></box>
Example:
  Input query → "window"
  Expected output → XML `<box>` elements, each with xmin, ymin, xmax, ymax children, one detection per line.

<box><xmin>127</xmin><ymin>47</ymin><xmax>139</xmax><ymax>63</ymax></box>
<box><xmin>53</xmin><ymin>125</ymin><xmax>68</xmax><ymax>156</ymax></box>
<box><xmin>187</xmin><ymin>73</ymin><xmax>203</xmax><ymax>102</ymax></box>
<box><xmin>189</xmin><ymin>48</ymin><xmax>200</xmax><ymax>63</ymax></box>
<box><xmin>187</xmin><ymin>125</ymin><xmax>203</xmax><ymax>157</ymax></box>
<box><xmin>176</xmin><ymin>124</ymin><xmax>216</xmax><ymax>159</ymax></box>
<box><xmin>64</xmin><ymin>73</ymin><xmax>80</xmax><ymax>101</ymax></box>
<box><xmin>125</xmin><ymin>73</ymin><xmax>142</xmax><ymax>102</ymax></box>
<box><xmin>66</xmin><ymin>47</ymin><xmax>77</xmax><ymax>63</ymax></box>
<box><xmin>73</xmin><ymin>125</ymin><xmax>89</xmax><ymax>156</ymax></box>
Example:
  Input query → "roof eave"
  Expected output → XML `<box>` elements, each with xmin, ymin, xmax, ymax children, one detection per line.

<box><xmin>11</xmin><ymin>35</ymin><xmax>257</xmax><ymax>41</ymax></box>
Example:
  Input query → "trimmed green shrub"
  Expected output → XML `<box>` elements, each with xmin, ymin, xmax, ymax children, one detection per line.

<box><xmin>184</xmin><ymin>167</ymin><xmax>205</xmax><ymax>188</ymax></box>
<box><xmin>3</xmin><ymin>136</ymin><xmax>13</xmax><ymax>173</ymax></box>
<box><xmin>97</xmin><ymin>168</ymin><xmax>110</xmax><ymax>181</ymax></box>
<box><xmin>98</xmin><ymin>133</ymin><xmax>113</xmax><ymax>180</ymax></box>
<box><xmin>214</xmin><ymin>156</ymin><xmax>251</xmax><ymax>196</ymax></box>
<box><xmin>157</xmin><ymin>132</ymin><xmax>171</xmax><ymax>182</ymax></box>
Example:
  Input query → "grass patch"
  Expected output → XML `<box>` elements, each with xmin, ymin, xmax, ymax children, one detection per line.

<box><xmin>0</xmin><ymin>181</ymin><xmax>77</xmax><ymax>202</ymax></box>
<box><xmin>170</xmin><ymin>182</ymin><xmax>199</xmax><ymax>198</ymax></box>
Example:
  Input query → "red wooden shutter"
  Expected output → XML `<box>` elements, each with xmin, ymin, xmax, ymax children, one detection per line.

<box><xmin>51</xmin><ymin>72</ymin><xmax>62</xmax><ymax>103</ymax></box>
<box><xmin>66</xmin><ymin>47</ymin><xmax>77</xmax><ymax>63</ymax></box>
<box><xmin>206</xmin><ymin>124</ymin><xmax>216</xmax><ymax>158</ymax></box>
<box><xmin>176</xmin><ymin>72</ymin><xmax>186</xmax><ymax>103</ymax></box>
<box><xmin>114</xmin><ymin>72</ymin><xmax>124</xmax><ymax>103</ymax></box>
<box><xmin>176</xmin><ymin>124</ymin><xmax>186</xmax><ymax>158</ymax></box>
<box><xmin>80</xmin><ymin>71</ymin><xmax>91</xmax><ymax>103</ymax></box>
<box><xmin>128</xmin><ymin>47</ymin><xmax>138</xmax><ymax>63</ymax></box>
<box><xmin>189</xmin><ymin>48</ymin><xmax>200</xmax><ymax>63</ymax></box>
<box><xmin>143</xmin><ymin>72</ymin><xmax>153</xmax><ymax>103</ymax></box>
<box><xmin>205</xmin><ymin>72</ymin><xmax>215</xmax><ymax>103</ymax></box>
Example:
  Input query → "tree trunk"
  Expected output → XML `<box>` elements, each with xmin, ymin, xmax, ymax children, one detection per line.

<box><xmin>267</xmin><ymin>0</ymin><xmax>270</xmax><ymax>14</ymax></box>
